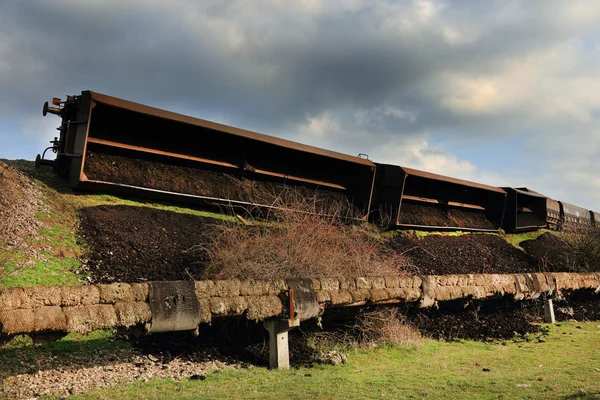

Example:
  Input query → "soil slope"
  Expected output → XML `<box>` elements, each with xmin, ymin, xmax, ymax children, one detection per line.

<box><xmin>390</xmin><ymin>233</ymin><xmax>538</xmax><ymax>275</ymax></box>
<box><xmin>78</xmin><ymin>205</ymin><xmax>214</xmax><ymax>283</ymax></box>
<box><xmin>0</xmin><ymin>161</ymin><xmax>44</xmax><ymax>245</ymax></box>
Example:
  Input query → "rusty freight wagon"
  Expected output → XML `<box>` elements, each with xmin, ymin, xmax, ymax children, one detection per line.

<box><xmin>501</xmin><ymin>188</ymin><xmax>548</xmax><ymax>232</ymax></box>
<box><xmin>371</xmin><ymin>164</ymin><xmax>507</xmax><ymax>232</ymax></box>
<box><xmin>39</xmin><ymin>91</ymin><xmax>377</xmax><ymax>216</ymax></box>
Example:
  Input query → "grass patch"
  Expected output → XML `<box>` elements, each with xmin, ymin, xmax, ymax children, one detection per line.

<box><xmin>2</xmin><ymin>216</ymin><xmax>85</xmax><ymax>287</ymax></box>
<box><xmin>0</xmin><ymin>255</ymin><xmax>82</xmax><ymax>288</ymax></box>
<box><xmin>503</xmin><ymin>229</ymin><xmax>551</xmax><ymax>251</ymax></box>
<box><xmin>69</xmin><ymin>322</ymin><xmax>600</xmax><ymax>400</ymax></box>
<box><xmin>386</xmin><ymin>230</ymin><xmax>497</xmax><ymax>239</ymax></box>
<box><xmin>1</xmin><ymin>160</ymin><xmax>237</xmax><ymax>288</ymax></box>
<box><xmin>74</xmin><ymin>193</ymin><xmax>236</xmax><ymax>222</ymax></box>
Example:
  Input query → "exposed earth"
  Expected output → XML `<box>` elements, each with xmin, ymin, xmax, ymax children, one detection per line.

<box><xmin>520</xmin><ymin>232</ymin><xmax>573</xmax><ymax>271</ymax></box>
<box><xmin>389</xmin><ymin>233</ymin><xmax>537</xmax><ymax>275</ymax></box>
<box><xmin>0</xmin><ymin>161</ymin><xmax>45</xmax><ymax>246</ymax></box>
<box><xmin>398</xmin><ymin>202</ymin><xmax>497</xmax><ymax>230</ymax></box>
<box><xmin>76</xmin><ymin>205</ymin><xmax>600</xmax><ymax>284</ymax></box>
<box><xmin>2</xmin><ymin>159</ymin><xmax>600</xmax><ymax>399</ymax></box>
<box><xmin>84</xmin><ymin>151</ymin><xmax>349</xmax><ymax>212</ymax></box>
<box><xmin>78</xmin><ymin>205</ymin><xmax>215</xmax><ymax>283</ymax></box>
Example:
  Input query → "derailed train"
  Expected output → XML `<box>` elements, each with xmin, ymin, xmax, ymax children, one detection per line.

<box><xmin>38</xmin><ymin>91</ymin><xmax>599</xmax><ymax>233</ymax></box>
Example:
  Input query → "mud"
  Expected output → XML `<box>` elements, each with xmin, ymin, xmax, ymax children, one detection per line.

<box><xmin>398</xmin><ymin>202</ymin><xmax>497</xmax><ymax>230</ymax></box>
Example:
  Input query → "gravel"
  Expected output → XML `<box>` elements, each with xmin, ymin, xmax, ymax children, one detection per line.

<box><xmin>0</xmin><ymin>161</ymin><xmax>45</xmax><ymax>246</ymax></box>
<box><xmin>2</xmin><ymin>348</ymin><xmax>245</xmax><ymax>398</ymax></box>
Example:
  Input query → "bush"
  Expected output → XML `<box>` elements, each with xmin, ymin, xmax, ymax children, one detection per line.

<box><xmin>305</xmin><ymin>307</ymin><xmax>421</xmax><ymax>350</ymax></box>
<box><xmin>562</xmin><ymin>225</ymin><xmax>600</xmax><ymax>272</ymax></box>
<box><xmin>201</xmin><ymin>192</ymin><xmax>406</xmax><ymax>280</ymax></box>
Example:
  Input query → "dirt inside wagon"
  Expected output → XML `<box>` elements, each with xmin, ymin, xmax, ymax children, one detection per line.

<box><xmin>84</xmin><ymin>151</ymin><xmax>350</xmax><ymax>212</ymax></box>
<box><xmin>398</xmin><ymin>202</ymin><xmax>497</xmax><ymax>230</ymax></box>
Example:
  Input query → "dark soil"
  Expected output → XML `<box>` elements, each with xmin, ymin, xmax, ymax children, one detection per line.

<box><xmin>521</xmin><ymin>232</ymin><xmax>600</xmax><ymax>272</ymax></box>
<box><xmin>84</xmin><ymin>151</ymin><xmax>348</xmax><ymax>212</ymax></box>
<box><xmin>398</xmin><ymin>202</ymin><xmax>497</xmax><ymax>230</ymax></box>
<box><xmin>409</xmin><ymin>299</ymin><xmax>542</xmax><ymax>341</ymax></box>
<box><xmin>78</xmin><ymin>205</ymin><xmax>214</xmax><ymax>283</ymax></box>
<box><xmin>516</xmin><ymin>212</ymin><xmax>546</xmax><ymax>228</ymax></box>
<box><xmin>518</xmin><ymin>292</ymin><xmax>600</xmax><ymax>322</ymax></box>
<box><xmin>550</xmin><ymin>292</ymin><xmax>600</xmax><ymax>322</ymax></box>
<box><xmin>520</xmin><ymin>233</ymin><xmax>571</xmax><ymax>271</ymax></box>
<box><xmin>390</xmin><ymin>233</ymin><xmax>537</xmax><ymax>275</ymax></box>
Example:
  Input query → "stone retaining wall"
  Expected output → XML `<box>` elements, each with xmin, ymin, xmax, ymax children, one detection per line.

<box><xmin>1</xmin><ymin>273</ymin><xmax>599</xmax><ymax>336</ymax></box>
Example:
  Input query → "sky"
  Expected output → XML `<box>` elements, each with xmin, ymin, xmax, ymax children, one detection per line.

<box><xmin>0</xmin><ymin>0</ymin><xmax>599</xmax><ymax>210</ymax></box>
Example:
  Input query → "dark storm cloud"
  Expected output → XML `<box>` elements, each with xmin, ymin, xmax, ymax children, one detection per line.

<box><xmin>1</xmin><ymin>0</ymin><xmax>599</xmax><ymax>207</ymax></box>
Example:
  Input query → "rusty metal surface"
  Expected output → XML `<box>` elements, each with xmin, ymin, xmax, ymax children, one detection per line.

<box><xmin>89</xmin><ymin>91</ymin><xmax>375</xmax><ymax>167</ymax></box>
<box><xmin>41</xmin><ymin>90</ymin><xmax>377</xmax><ymax>218</ymax></box>
<box><xmin>591</xmin><ymin>211</ymin><xmax>599</xmax><ymax>225</ymax></box>
<box><xmin>546</xmin><ymin>198</ymin><xmax>561</xmax><ymax>213</ymax></box>
<box><xmin>401</xmin><ymin>166</ymin><xmax>507</xmax><ymax>194</ymax></box>
<box><xmin>372</xmin><ymin>163</ymin><xmax>506</xmax><ymax>231</ymax></box>
<box><xmin>518</xmin><ymin>188</ymin><xmax>560</xmax><ymax>213</ymax></box>
<box><xmin>511</xmin><ymin>187</ymin><xmax>547</xmax><ymax>198</ymax></box>
<box><xmin>501</xmin><ymin>187</ymin><xmax>547</xmax><ymax>232</ymax></box>
<box><xmin>284</xmin><ymin>279</ymin><xmax>320</xmax><ymax>322</ymax></box>
<box><xmin>147</xmin><ymin>281</ymin><xmax>200</xmax><ymax>333</ymax></box>
<box><xmin>87</xmin><ymin>137</ymin><xmax>240</xmax><ymax>169</ymax></box>
<box><xmin>401</xmin><ymin>195</ymin><xmax>486</xmax><ymax>210</ymax></box>
<box><xmin>561</xmin><ymin>201</ymin><xmax>593</xmax><ymax>223</ymax></box>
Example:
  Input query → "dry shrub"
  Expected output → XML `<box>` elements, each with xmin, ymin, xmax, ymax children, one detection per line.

<box><xmin>562</xmin><ymin>224</ymin><xmax>600</xmax><ymax>272</ymax></box>
<box><xmin>305</xmin><ymin>307</ymin><xmax>421</xmax><ymax>350</ymax></box>
<box><xmin>353</xmin><ymin>308</ymin><xmax>421</xmax><ymax>346</ymax></box>
<box><xmin>201</xmin><ymin>190</ymin><xmax>406</xmax><ymax>279</ymax></box>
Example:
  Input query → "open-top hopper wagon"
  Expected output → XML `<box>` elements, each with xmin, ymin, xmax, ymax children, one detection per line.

<box><xmin>591</xmin><ymin>211</ymin><xmax>600</xmax><ymax>227</ymax></box>
<box><xmin>501</xmin><ymin>188</ymin><xmax>548</xmax><ymax>232</ymax></box>
<box><xmin>561</xmin><ymin>202</ymin><xmax>593</xmax><ymax>230</ymax></box>
<box><xmin>371</xmin><ymin>164</ymin><xmax>506</xmax><ymax>232</ymax></box>
<box><xmin>39</xmin><ymin>91</ymin><xmax>377</xmax><ymax>216</ymax></box>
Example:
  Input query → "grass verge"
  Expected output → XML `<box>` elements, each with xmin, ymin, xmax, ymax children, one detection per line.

<box><xmin>67</xmin><ymin>322</ymin><xmax>600</xmax><ymax>400</ymax></box>
<box><xmin>503</xmin><ymin>229</ymin><xmax>552</xmax><ymax>251</ymax></box>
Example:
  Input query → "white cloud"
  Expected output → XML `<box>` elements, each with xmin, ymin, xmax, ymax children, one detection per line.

<box><xmin>1</xmin><ymin>0</ymin><xmax>600</xmax><ymax>209</ymax></box>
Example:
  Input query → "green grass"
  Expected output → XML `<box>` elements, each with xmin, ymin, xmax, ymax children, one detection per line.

<box><xmin>504</xmin><ymin>229</ymin><xmax>553</xmax><ymax>251</ymax></box>
<box><xmin>1</xmin><ymin>161</ymin><xmax>237</xmax><ymax>288</ymax></box>
<box><xmin>67</xmin><ymin>322</ymin><xmax>600</xmax><ymax>400</ymax></box>
<box><xmin>1</xmin><ymin>218</ymin><xmax>85</xmax><ymax>288</ymax></box>
<box><xmin>74</xmin><ymin>192</ymin><xmax>237</xmax><ymax>222</ymax></box>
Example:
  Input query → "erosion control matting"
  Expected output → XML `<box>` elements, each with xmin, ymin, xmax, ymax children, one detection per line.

<box><xmin>390</xmin><ymin>233</ymin><xmax>537</xmax><ymax>275</ymax></box>
<box><xmin>84</xmin><ymin>151</ymin><xmax>349</xmax><ymax>212</ymax></box>
<box><xmin>78</xmin><ymin>205</ymin><xmax>214</xmax><ymax>283</ymax></box>
<box><xmin>398</xmin><ymin>203</ymin><xmax>497</xmax><ymax>230</ymax></box>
